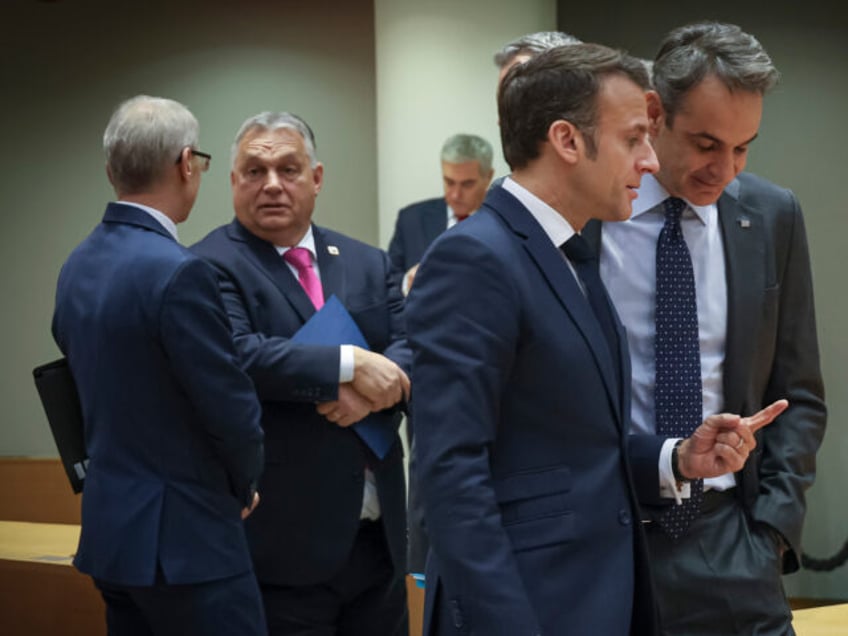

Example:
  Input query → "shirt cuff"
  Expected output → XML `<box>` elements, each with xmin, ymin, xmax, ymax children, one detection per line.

<box><xmin>659</xmin><ymin>437</ymin><xmax>690</xmax><ymax>504</ymax></box>
<box><xmin>339</xmin><ymin>345</ymin><xmax>354</xmax><ymax>383</ymax></box>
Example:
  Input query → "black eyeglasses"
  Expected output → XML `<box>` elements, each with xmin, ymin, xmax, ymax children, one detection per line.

<box><xmin>175</xmin><ymin>148</ymin><xmax>212</xmax><ymax>172</ymax></box>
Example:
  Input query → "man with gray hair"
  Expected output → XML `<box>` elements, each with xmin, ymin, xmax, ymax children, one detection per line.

<box><xmin>52</xmin><ymin>95</ymin><xmax>266</xmax><ymax>635</ymax></box>
<box><xmin>388</xmin><ymin>133</ymin><xmax>494</xmax><ymax>293</ymax></box>
<box><xmin>587</xmin><ymin>21</ymin><xmax>826</xmax><ymax>635</ymax></box>
<box><xmin>192</xmin><ymin>111</ymin><xmax>410</xmax><ymax>636</ymax></box>
<box><xmin>493</xmin><ymin>30</ymin><xmax>582</xmax><ymax>84</ymax></box>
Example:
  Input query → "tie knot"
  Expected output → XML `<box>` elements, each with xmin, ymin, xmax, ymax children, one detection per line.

<box><xmin>561</xmin><ymin>234</ymin><xmax>596</xmax><ymax>263</ymax></box>
<box><xmin>283</xmin><ymin>246</ymin><xmax>313</xmax><ymax>271</ymax></box>
<box><xmin>663</xmin><ymin>197</ymin><xmax>687</xmax><ymax>224</ymax></box>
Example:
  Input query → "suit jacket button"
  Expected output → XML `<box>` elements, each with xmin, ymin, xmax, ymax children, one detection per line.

<box><xmin>450</xmin><ymin>601</ymin><xmax>464</xmax><ymax>628</ymax></box>
<box><xmin>618</xmin><ymin>509</ymin><xmax>632</xmax><ymax>525</ymax></box>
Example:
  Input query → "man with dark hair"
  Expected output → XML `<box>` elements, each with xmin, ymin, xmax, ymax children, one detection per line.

<box><xmin>407</xmin><ymin>43</ymin><xmax>785</xmax><ymax>636</ymax></box>
<box><xmin>590</xmin><ymin>21</ymin><xmax>826</xmax><ymax>635</ymax></box>
<box><xmin>192</xmin><ymin>111</ymin><xmax>410</xmax><ymax>636</ymax></box>
<box><xmin>53</xmin><ymin>95</ymin><xmax>266</xmax><ymax>635</ymax></box>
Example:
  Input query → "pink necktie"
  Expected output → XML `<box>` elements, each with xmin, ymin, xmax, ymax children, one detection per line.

<box><xmin>283</xmin><ymin>247</ymin><xmax>324</xmax><ymax>310</ymax></box>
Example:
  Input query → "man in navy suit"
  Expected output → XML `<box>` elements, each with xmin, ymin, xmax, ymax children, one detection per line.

<box><xmin>590</xmin><ymin>22</ymin><xmax>827</xmax><ymax>635</ymax></box>
<box><xmin>387</xmin><ymin>133</ymin><xmax>494</xmax><ymax>294</ymax></box>
<box><xmin>192</xmin><ymin>112</ymin><xmax>411</xmax><ymax>636</ymax></box>
<box><xmin>407</xmin><ymin>44</ymin><xmax>787</xmax><ymax>635</ymax></box>
<box><xmin>52</xmin><ymin>95</ymin><xmax>266</xmax><ymax>635</ymax></box>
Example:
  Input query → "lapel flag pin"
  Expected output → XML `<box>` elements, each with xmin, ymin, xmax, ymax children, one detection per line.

<box><xmin>327</xmin><ymin>245</ymin><xmax>340</xmax><ymax>255</ymax></box>
<box><xmin>738</xmin><ymin>217</ymin><xmax>751</xmax><ymax>229</ymax></box>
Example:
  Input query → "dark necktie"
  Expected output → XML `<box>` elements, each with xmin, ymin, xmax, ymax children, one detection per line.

<box><xmin>561</xmin><ymin>234</ymin><xmax>619</xmax><ymax>369</ymax></box>
<box><xmin>655</xmin><ymin>197</ymin><xmax>703</xmax><ymax>539</ymax></box>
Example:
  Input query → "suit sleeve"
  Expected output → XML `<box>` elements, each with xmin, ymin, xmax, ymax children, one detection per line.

<box><xmin>215</xmin><ymin>268</ymin><xmax>341</xmax><ymax>403</ymax></box>
<box><xmin>159</xmin><ymin>257</ymin><xmax>264</xmax><ymax>507</ymax></box>
<box><xmin>407</xmin><ymin>232</ymin><xmax>542</xmax><ymax>634</ymax></box>
<box><xmin>752</xmin><ymin>191</ymin><xmax>826</xmax><ymax>573</ymax></box>
<box><xmin>387</xmin><ymin>210</ymin><xmax>407</xmax><ymax>273</ymax></box>
<box><xmin>379</xmin><ymin>249</ymin><xmax>412</xmax><ymax>375</ymax></box>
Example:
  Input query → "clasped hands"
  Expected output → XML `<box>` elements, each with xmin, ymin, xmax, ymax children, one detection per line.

<box><xmin>316</xmin><ymin>347</ymin><xmax>410</xmax><ymax>428</ymax></box>
<box><xmin>676</xmin><ymin>399</ymin><xmax>789</xmax><ymax>480</ymax></box>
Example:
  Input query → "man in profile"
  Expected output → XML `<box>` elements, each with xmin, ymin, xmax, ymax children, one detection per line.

<box><xmin>388</xmin><ymin>133</ymin><xmax>494</xmax><ymax>294</ymax></box>
<box><xmin>407</xmin><ymin>44</ymin><xmax>786</xmax><ymax>635</ymax></box>
<box><xmin>52</xmin><ymin>95</ymin><xmax>266</xmax><ymax>635</ymax></box>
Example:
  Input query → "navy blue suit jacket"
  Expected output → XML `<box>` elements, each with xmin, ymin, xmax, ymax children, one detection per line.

<box><xmin>407</xmin><ymin>187</ymin><xmax>659</xmax><ymax>635</ymax></box>
<box><xmin>387</xmin><ymin>197</ymin><xmax>447</xmax><ymax>273</ymax></box>
<box><xmin>192</xmin><ymin>220</ymin><xmax>410</xmax><ymax>586</ymax></box>
<box><xmin>52</xmin><ymin>203</ymin><xmax>264</xmax><ymax>587</ymax></box>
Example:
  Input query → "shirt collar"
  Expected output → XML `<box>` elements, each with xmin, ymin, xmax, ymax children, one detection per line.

<box><xmin>632</xmin><ymin>173</ymin><xmax>714</xmax><ymax>225</ymax></box>
<box><xmin>118</xmin><ymin>201</ymin><xmax>179</xmax><ymax>241</ymax></box>
<box><xmin>501</xmin><ymin>176</ymin><xmax>577</xmax><ymax>246</ymax></box>
<box><xmin>275</xmin><ymin>225</ymin><xmax>316</xmax><ymax>259</ymax></box>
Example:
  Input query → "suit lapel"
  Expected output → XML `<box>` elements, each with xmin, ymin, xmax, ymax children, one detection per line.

<box><xmin>487</xmin><ymin>189</ymin><xmax>622</xmax><ymax>421</ymax></box>
<box><xmin>226</xmin><ymin>220</ymin><xmax>316</xmax><ymax>323</ymax></box>
<box><xmin>314</xmin><ymin>226</ymin><xmax>346</xmax><ymax>302</ymax></box>
<box><xmin>422</xmin><ymin>202</ymin><xmax>448</xmax><ymax>245</ymax></box>
<box><xmin>717</xmin><ymin>186</ymin><xmax>767</xmax><ymax>413</ymax></box>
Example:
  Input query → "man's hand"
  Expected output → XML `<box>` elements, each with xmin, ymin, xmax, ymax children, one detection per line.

<box><xmin>241</xmin><ymin>491</ymin><xmax>260</xmax><ymax>519</ymax></box>
<box><xmin>403</xmin><ymin>264</ymin><xmax>420</xmax><ymax>296</ymax></box>
<box><xmin>316</xmin><ymin>384</ymin><xmax>373</xmax><ymax>427</ymax></box>
<box><xmin>677</xmin><ymin>399</ymin><xmax>789</xmax><ymax>479</ymax></box>
<box><xmin>351</xmin><ymin>347</ymin><xmax>410</xmax><ymax>410</ymax></box>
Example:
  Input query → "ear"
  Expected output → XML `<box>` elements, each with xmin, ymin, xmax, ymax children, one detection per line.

<box><xmin>548</xmin><ymin>119</ymin><xmax>580</xmax><ymax>165</ymax></box>
<box><xmin>312</xmin><ymin>162</ymin><xmax>324</xmax><ymax>195</ymax></box>
<box><xmin>646</xmin><ymin>91</ymin><xmax>665</xmax><ymax>136</ymax></box>
<box><xmin>176</xmin><ymin>146</ymin><xmax>194</xmax><ymax>182</ymax></box>
<box><xmin>483</xmin><ymin>168</ymin><xmax>495</xmax><ymax>185</ymax></box>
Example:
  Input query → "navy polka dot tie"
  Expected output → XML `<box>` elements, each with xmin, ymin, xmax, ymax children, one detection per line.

<box><xmin>655</xmin><ymin>197</ymin><xmax>703</xmax><ymax>540</ymax></box>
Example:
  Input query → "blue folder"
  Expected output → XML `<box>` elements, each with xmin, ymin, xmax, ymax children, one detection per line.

<box><xmin>291</xmin><ymin>295</ymin><xmax>396</xmax><ymax>459</ymax></box>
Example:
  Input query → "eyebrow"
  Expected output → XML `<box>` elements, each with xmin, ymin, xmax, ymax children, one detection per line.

<box><xmin>691</xmin><ymin>131</ymin><xmax>759</xmax><ymax>147</ymax></box>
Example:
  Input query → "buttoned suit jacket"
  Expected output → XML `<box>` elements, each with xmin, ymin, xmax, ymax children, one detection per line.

<box><xmin>387</xmin><ymin>197</ymin><xmax>447</xmax><ymax>273</ymax></box>
<box><xmin>191</xmin><ymin>220</ymin><xmax>410</xmax><ymax>586</ymax></box>
<box><xmin>585</xmin><ymin>171</ymin><xmax>826</xmax><ymax>573</ymax></box>
<box><xmin>52</xmin><ymin>203</ymin><xmax>264</xmax><ymax>587</ymax></box>
<box><xmin>407</xmin><ymin>186</ymin><xmax>660</xmax><ymax>635</ymax></box>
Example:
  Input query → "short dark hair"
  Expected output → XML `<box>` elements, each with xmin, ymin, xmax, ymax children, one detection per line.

<box><xmin>498</xmin><ymin>43</ymin><xmax>650</xmax><ymax>170</ymax></box>
<box><xmin>653</xmin><ymin>22</ymin><xmax>779</xmax><ymax>126</ymax></box>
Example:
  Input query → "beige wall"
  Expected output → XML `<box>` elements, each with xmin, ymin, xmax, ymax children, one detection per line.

<box><xmin>375</xmin><ymin>0</ymin><xmax>556</xmax><ymax>247</ymax></box>
<box><xmin>0</xmin><ymin>0</ymin><xmax>377</xmax><ymax>455</ymax></box>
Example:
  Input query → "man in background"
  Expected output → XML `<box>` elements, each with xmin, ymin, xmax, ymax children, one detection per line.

<box><xmin>493</xmin><ymin>30</ymin><xmax>582</xmax><ymax>84</ymax></box>
<box><xmin>52</xmin><ymin>95</ymin><xmax>266</xmax><ymax>635</ymax></box>
<box><xmin>388</xmin><ymin>133</ymin><xmax>494</xmax><ymax>294</ymax></box>
<box><xmin>590</xmin><ymin>22</ymin><xmax>827</xmax><ymax>635</ymax></box>
<box><xmin>192</xmin><ymin>111</ymin><xmax>410</xmax><ymax>636</ymax></box>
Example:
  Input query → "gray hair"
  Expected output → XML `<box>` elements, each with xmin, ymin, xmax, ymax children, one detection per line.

<box><xmin>653</xmin><ymin>22</ymin><xmax>780</xmax><ymax>125</ymax></box>
<box><xmin>493</xmin><ymin>31</ymin><xmax>582</xmax><ymax>69</ymax></box>
<box><xmin>103</xmin><ymin>95</ymin><xmax>198</xmax><ymax>195</ymax></box>
<box><xmin>440</xmin><ymin>134</ymin><xmax>494</xmax><ymax>175</ymax></box>
<box><xmin>230</xmin><ymin>112</ymin><xmax>318</xmax><ymax>169</ymax></box>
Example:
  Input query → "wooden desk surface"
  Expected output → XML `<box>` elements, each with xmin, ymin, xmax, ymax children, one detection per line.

<box><xmin>793</xmin><ymin>603</ymin><xmax>848</xmax><ymax>635</ymax></box>
<box><xmin>0</xmin><ymin>520</ymin><xmax>79</xmax><ymax>565</ymax></box>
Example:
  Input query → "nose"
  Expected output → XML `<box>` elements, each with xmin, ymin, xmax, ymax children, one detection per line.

<box><xmin>263</xmin><ymin>170</ymin><xmax>283</xmax><ymax>192</ymax></box>
<box><xmin>710</xmin><ymin>149</ymin><xmax>742</xmax><ymax>184</ymax></box>
<box><xmin>638</xmin><ymin>142</ymin><xmax>660</xmax><ymax>174</ymax></box>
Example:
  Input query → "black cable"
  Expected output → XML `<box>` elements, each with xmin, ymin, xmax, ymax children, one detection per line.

<box><xmin>801</xmin><ymin>539</ymin><xmax>848</xmax><ymax>571</ymax></box>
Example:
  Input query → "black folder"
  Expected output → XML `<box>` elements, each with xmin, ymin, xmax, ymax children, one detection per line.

<box><xmin>32</xmin><ymin>358</ymin><xmax>87</xmax><ymax>493</ymax></box>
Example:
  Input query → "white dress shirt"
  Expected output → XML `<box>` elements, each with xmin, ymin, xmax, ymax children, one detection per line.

<box><xmin>600</xmin><ymin>173</ymin><xmax>735</xmax><ymax>496</ymax></box>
